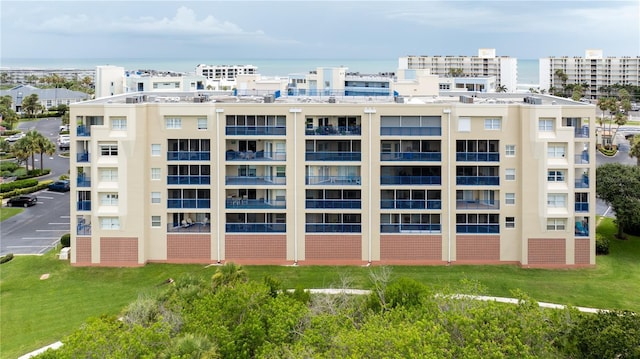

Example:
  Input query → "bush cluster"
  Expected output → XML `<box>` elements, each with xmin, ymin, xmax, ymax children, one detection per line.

<box><xmin>595</xmin><ymin>233</ymin><xmax>610</xmax><ymax>255</ymax></box>
<box><xmin>0</xmin><ymin>178</ymin><xmax>39</xmax><ymax>193</ymax></box>
<box><xmin>60</xmin><ymin>234</ymin><xmax>70</xmax><ymax>248</ymax></box>
<box><xmin>0</xmin><ymin>180</ymin><xmax>52</xmax><ymax>199</ymax></box>
<box><xmin>17</xmin><ymin>169</ymin><xmax>51</xmax><ymax>180</ymax></box>
<box><xmin>0</xmin><ymin>253</ymin><xmax>14</xmax><ymax>264</ymax></box>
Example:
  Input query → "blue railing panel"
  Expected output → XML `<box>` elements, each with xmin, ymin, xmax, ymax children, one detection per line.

<box><xmin>305</xmin><ymin>224</ymin><xmax>362</xmax><ymax>233</ymax></box>
<box><xmin>306</xmin><ymin>126</ymin><xmax>362</xmax><ymax>136</ymax></box>
<box><xmin>380</xmin><ymin>152</ymin><xmax>442</xmax><ymax>161</ymax></box>
<box><xmin>226</xmin><ymin>223</ymin><xmax>286</xmax><ymax>233</ymax></box>
<box><xmin>305</xmin><ymin>176</ymin><xmax>361</xmax><ymax>185</ymax></box>
<box><xmin>380</xmin><ymin>127</ymin><xmax>442</xmax><ymax>136</ymax></box>
<box><xmin>456</xmin><ymin>176</ymin><xmax>500</xmax><ymax>186</ymax></box>
<box><xmin>225</xmin><ymin>126</ymin><xmax>286</xmax><ymax>136</ymax></box>
<box><xmin>167</xmin><ymin>152</ymin><xmax>211</xmax><ymax>161</ymax></box>
<box><xmin>455</xmin><ymin>152</ymin><xmax>500</xmax><ymax>161</ymax></box>
<box><xmin>380</xmin><ymin>176</ymin><xmax>441</xmax><ymax>185</ymax></box>
<box><xmin>225</xmin><ymin>199</ymin><xmax>286</xmax><ymax>209</ymax></box>
<box><xmin>167</xmin><ymin>199</ymin><xmax>211</xmax><ymax>209</ymax></box>
<box><xmin>77</xmin><ymin>153</ymin><xmax>89</xmax><ymax>162</ymax></box>
<box><xmin>76</xmin><ymin>201</ymin><xmax>91</xmax><ymax>211</ymax></box>
<box><xmin>575</xmin><ymin>203</ymin><xmax>589</xmax><ymax>212</ymax></box>
<box><xmin>225</xmin><ymin>151</ymin><xmax>286</xmax><ymax>161</ymax></box>
<box><xmin>167</xmin><ymin>176</ymin><xmax>211</xmax><ymax>185</ymax></box>
<box><xmin>380</xmin><ymin>224</ymin><xmax>442</xmax><ymax>233</ymax></box>
<box><xmin>305</xmin><ymin>152</ymin><xmax>362</xmax><ymax>161</ymax></box>
<box><xmin>77</xmin><ymin>177</ymin><xmax>91</xmax><ymax>187</ymax></box>
<box><xmin>456</xmin><ymin>224</ymin><xmax>500</xmax><ymax>233</ymax></box>
<box><xmin>305</xmin><ymin>200</ymin><xmax>362</xmax><ymax>209</ymax></box>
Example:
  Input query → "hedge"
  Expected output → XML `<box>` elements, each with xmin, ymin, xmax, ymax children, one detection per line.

<box><xmin>0</xmin><ymin>178</ymin><xmax>39</xmax><ymax>193</ymax></box>
<box><xmin>0</xmin><ymin>180</ymin><xmax>52</xmax><ymax>199</ymax></box>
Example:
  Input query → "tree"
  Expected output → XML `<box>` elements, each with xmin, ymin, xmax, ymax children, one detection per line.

<box><xmin>496</xmin><ymin>84</ymin><xmax>507</xmax><ymax>93</ymax></box>
<box><xmin>448</xmin><ymin>68</ymin><xmax>464</xmax><ymax>77</ymax></box>
<box><xmin>0</xmin><ymin>95</ymin><xmax>18</xmax><ymax>129</ymax></box>
<box><xmin>23</xmin><ymin>130</ymin><xmax>41</xmax><ymax>170</ymax></box>
<box><xmin>21</xmin><ymin>94</ymin><xmax>42</xmax><ymax>118</ymax></box>
<box><xmin>211</xmin><ymin>262</ymin><xmax>248</xmax><ymax>289</ymax></box>
<box><xmin>34</xmin><ymin>134</ymin><xmax>56</xmax><ymax>172</ymax></box>
<box><xmin>629</xmin><ymin>134</ymin><xmax>640</xmax><ymax>166</ymax></box>
<box><xmin>10</xmin><ymin>138</ymin><xmax>30</xmax><ymax>169</ymax></box>
<box><xmin>596</xmin><ymin>163</ymin><xmax>640</xmax><ymax>239</ymax></box>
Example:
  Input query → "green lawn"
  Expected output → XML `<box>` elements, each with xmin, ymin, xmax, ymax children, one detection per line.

<box><xmin>1</xmin><ymin>217</ymin><xmax>639</xmax><ymax>358</ymax></box>
<box><xmin>0</xmin><ymin>207</ymin><xmax>23</xmax><ymax>221</ymax></box>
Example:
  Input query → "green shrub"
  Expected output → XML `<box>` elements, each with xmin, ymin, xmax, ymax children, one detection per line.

<box><xmin>17</xmin><ymin>168</ymin><xmax>50</xmax><ymax>179</ymax></box>
<box><xmin>0</xmin><ymin>162</ymin><xmax>19</xmax><ymax>172</ymax></box>
<box><xmin>0</xmin><ymin>178</ymin><xmax>39</xmax><ymax>193</ymax></box>
<box><xmin>0</xmin><ymin>253</ymin><xmax>14</xmax><ymax>264</ymax></box>
<box><xmin>595</xmin><ymin>233</ymin><xmax>610</xmax><ymax>255</ymax></box>
<box><xmin>0</xmin><ymin>180</ymin><xmax>51</xmax><ymax>199</ymax></box>
<box><xmin>61</xmin><ymin>233</ymin><xmax>71</xmax><ymax>248</ymax></box>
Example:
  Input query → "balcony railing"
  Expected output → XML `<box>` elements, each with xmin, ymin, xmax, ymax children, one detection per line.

<box><xmin>380</xmin><ymin>200</ymin><xmax>442</xmax><ymax>209</ymax></box>
<box><xmin>226</xmin><ymin>223</ymin><xmax>286</xmax><ymax>233</ymax></box>
<box><xmin>77</xmin><ymin>152</ymin><xmax>90</xmax><ymax>162</ymax></box>
<box><xmin>575</xmin><ymin>152</ymin><xmax>589</xmax><ymax>164</ymax></box>
<box><xmin>574</xmin><ymin>126</ymin><xmax>589</xmax><ymax>138</ymax></box>
<box><xmin>456</xmin><ymin>200</ymin><xmax>500</xmax><ymax>210</ymax></box>
<box><xmin>305</xmin><ymin>176</ymin><xmax>361</xmax><ymax>185</ymax></box>
<box><xmin>225</xmin><ymin>126</ymin><xmax>286</xmax><ymax>136</ymax></box>
<box><xmin>225</xmin><ymin>151</ymin><xmax>286</xmax><ymax>161</ymax></box>
<box><xmin>381</xmin><ymin>152</ymin><xmax>442</xmax><ymax>161</ymax></box>
<box><xmin>226</xmin><ymin>199</ymin><xmax>286</xmax><ymax>209</ymax></box>
<box><xmin>225</xmin><ymin>176</ymin><xmax>286</xmax><ymax>185</ymax></box>
<box><xmin>167</xmin><ymin>176</ymin><xmax>211</xmax><ymax>185</ymax></box>
<box><xmin>456</xmin><ymin>224</ymin><xmax>500</xmax><ymax>233</ymax></box>
<box><xmin>305</xmin><ymin>152</ymin><xmax>362</xmax><ymax>161</ymax></box>
<box><xmin>306</xmin><ymin>126</ymin><xmax>362</xmax><ymax>136</ymax></box>
<box><xmin>380</xmin><ymin>127</ymin><xmax>442</xmax><ymax>136</ymax></box>
<box><xmin>167</xmin><ymin>152</ymin><xmax>211</xmax><ymax>161</ymax></box>
<box><xmin>380</xmin><ymin>176</ymin><xmax>441</xmax><ymax>185</ymax></box>
<box><xmin>305</xmin><ymin>223</ymin><xmax>362</xmax><ymax>233</ymax></box>
<box><xmin>455</xmin><ymin>152</ymin><xmax>500</xmax><ymax>162</ymax></box>
<box><xmin>306</xmin><ymin>200</ymin><xmax>362</xmax><ymax>209</ymax></box>
<box><xmin>77</xmin><ymin>125</ymin><xmax>91</xmax><ymax>136</ymax></box>
<box><xmin>456</xmin><ymin>176</ymin><xmax>500</xmax><ymax>185</ymax></box>
<box><xmin>77</xmin><ymin>224</ymin><xmax>91</xmax><ymax>235</ymax></box>
<box><xmin>380</xmin><ymin>224</ymin><xmax>442</xmax><ymax>233</ymax></box>
<box><xmin>167</xmin><ymin>199</ymin><xmax>211</xmax><ymax>209</ymax></box>
<box><xmin>77</xmin><ymin>176</ymin><xmax>91</xmax><ymax>187</ymax></box>
<box><xmin>575</xmin><ymin>176</ymin><xmax>589</xmax><ymax>188</ymax></box>
<box><xmin>167</xmin><ymin>223</ymin><xmax>211</xmax><ymax>233</ymax></box>
<box><xmin>575</xmin><ymin>202</ymin><xmax>589</xmax><ymax>212</ymax></box>
<box><xmin>76</xmin><ymin>201</ymin><xmax>91</xmax><ymax>211</ymax></box>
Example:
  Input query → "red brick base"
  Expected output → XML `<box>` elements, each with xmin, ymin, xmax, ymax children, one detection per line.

<box><xmin>74</xmin><ymin>237</ymin><xmax>92</xmax><ymax>264</ymax></box>
<box><xmin>380</xmin><ymin>235</ymin><xmax>442</xmax><ymax>261</ymax></box>
<box><xmin>167</xmin><ymin>234</ymin><xmax>211</xmax><ymax>263</ymax></box>
<box><xmin>305</xmin><ymin>235</ymin><xmax>361</xmax><ymax>261</ymax></box>
<box><xmin>574</xmin><ymin>238</ymin><xmax>591</xmax><ymax>265</ymax></box>
<box><xmin>99</xmin><ymin>237</ymin><xmax>139</xmax><ymax>266</ymax></box>
<box><xmin>528</xmin><ymin>238</ymin><xmax>566</xmax><ymax>265</ymax></box>
<box><xmin>226</xmin><ymin>235</ymin><xmax>287</xmax><ymax>260</ymax></box>
<box><xmin>456</xmin><ymin>235</ymin><xmax>500</xmax><ymax>262</ymax></box>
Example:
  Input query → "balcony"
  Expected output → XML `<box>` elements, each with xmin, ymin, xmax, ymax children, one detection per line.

<box><xmin>575</xmin><ymin>202</ymin><xmax>589</xmax><ymax>212</ymax></box>
<box><xmin>225</xmin><ymin>176</ymin><xmax>286</xmax><ymax>185</ymax></box>
<box><xmin>167</xmin><ymin>176</ymin><xmax>211</xmax><ymax>185</ymax></box>
<box><xmin>306</xmin><ymin>126</ymin><xmax>362</xmax><ymax>136</ymax></box>
<box><xmin>167</xmin><ymin>151</ymin><xmax>210</xmax><ymax>161</ymax></box>
<box><xmin>456</xmin><ymin>176</ymin><xmax>500</xmax><ymax>186</ymax></box>
<box><xmin>76</xmin><ymin>201</ymin><xmax>91</xmax><ymax>211</ymax></box>
<box><xmin>380</xmin><ymin>176</ymin><xmax>441</xmax><ymax>185</ymax></box>
<box><xmin>380</xmin><ymin>200</ymin><xmax>442</xmax><ymax>209</ymax></box>
<box><xmin>306</xmin><ymin>199</ymin><xmax>361</xmax><ymax>209</ymax></box>
<box><xmin>77</xmin><ymin>176</ymin><xmax>91</xmax><ymax>187</ymax></box>
<box><xmin>575</xmin><ymin>175</ymin><xmax>589</xmax><ymax>188</ymax></box>
<box><xmin>226</xmin><ymin>223</ymin><xmax>286</xmax><ymax>233</ymax></box>
<box><xmin>306</xmin><ymin>176</ymin><xmax>361</xmax><ymax>185</ymax></box>
<box><xmin>167</xmin><ymin>199</ymin><xmax>211</xmax><ymax>209</ymax></box>
<box><xmin>226</xmin><ymin>198</ymin><xmax>286</xmax><ymax>209</ymax></box>
<box><xmin>77</xmin><ymin>224</ymin><xmax>91</xmax><ymax>235</ymax></box>
<box><xmin>456</xmin><ymin>224</ymin><xmax>500</xmax><ymax>233</ymax></box>
<box><xmin>575</xmin><ymin>220</ymin><xmax>589</xmax><ymax>236</ymax></box>
<box><xmin>305</xmin><ymin>152</ymin><xmax>361</xmax><ymax>161</ymax></box>
<box><xmin>77</xmin><ymin>125</ymin><xmax>91</xmax><ymax>136</ymax></box>
<box><xmin>381</xmin><ymin>152</ymin><xmax>441</xmax><ymax>161</ymax></box>
<box><xmin>167</xmin><ymin>222</ymin><xmax>211</xmax><ymax>233</ymax></box>
<box><xmin>456</xmin><ymin>200</ymin><xmax>500</xmax><ymax>210</ymax></box>
<box><xmin>380</xmin><ymin>224</ymin><xmax>441</xmax><ymax>233</ymax></box>
<box><xmin>77</xmin><ymin>152</ymin><xmax>90</xmax><ymax>162</ymax></box>
<box><xmin>456</xmin><ymin>152</ymin><xmax>499</xmax><ymax>162</ymax></box>
<box><xmin>574</xmin><ymin>126</ymin><xmax>589</xmax><ymax>138</ymax></box>
<box><xmin>226</xmin><ymin>151</ymin><xmax>286</xmax><ymax>161</ymax></box>
<box><xmin>305</xmin><ymin>224</ymin><xmax>362</xmax><ymax>233</ymax></box>
<box><xmin>575</xmin><ymin>151</ymin><xmax>589</xmax><ymax>164</ymax></box>
<box><xmin>380</xmin><ymin>127</ymin><xmax>441</xmax><ymax>136</ymax></box>
<box><xmin>225</xmin><ymin>126</ymin><xmax>286</xmax><ymax>136</ymax></box>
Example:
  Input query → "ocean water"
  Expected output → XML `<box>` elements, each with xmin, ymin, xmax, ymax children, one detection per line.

<box><xmin>1</xmin><ymin>58</ymin><xmax>539</xmax><ymax>85</ymax></box>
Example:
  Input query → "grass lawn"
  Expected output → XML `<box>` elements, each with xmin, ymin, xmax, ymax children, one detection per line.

<box><xmin>0</xmin><ymin>207</ymin><xmax>23</xmax><ymax>221</ymax></box>
<box><xmin>1</xmin><ymin>217</ymin><xmax>639</xmax><ymax>358</ymax></box>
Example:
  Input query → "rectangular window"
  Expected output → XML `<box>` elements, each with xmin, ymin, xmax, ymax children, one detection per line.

<box><xmin>100</xmin><ymin>193</ymin><xmax>118</xmax><ymax>206</ymax></box>
<box><xmin>151</xmin><ymin>191</ymin><xmax>161</xmax><ymax>204</ymax></box>
<box><xmin>547</xmin><ymin>194</ymin><xmax>567</xmax><ymax>208</ymax></box>
<box><xmin>166</xmin><ymin>117</ymin><xmax>182</xmax><ymax>129</ymax></box>
<box><xmin>539</xmin><ymin>119</ymin><xmax>554</xmax><ymax>131</ymax></box>
<box><xmin>505</xmin><ymin>193</ymin><xmax>515</xmax><ymax>205</ymax></box>
<box><xmin>151</xmin><ymin>216</ymin><xmax>161</xmax><ymax>227</ymax></box>
<box><xmin>505</xmin><ymin>168</ymin><xmax>516</xmax><ymax>181</ymax></box>
<box><xmin>547</xmin><ymin>170</ymin><xmax>566</xmax><ymax>182</ymax></box>
<box><xmin>547</xmin><ymin>144</ymin><xmax>566</xmax><ymax>158</ymax></box>
<box><xmin>99</xmin><ymin>168</ymin><xmax>118</xmax><ymax>181</ymax></box>
<box><xmin>151</xmin><ymin>168</ymin><xmax>161</xmax><ymax>180</ymax></box>
<box><xmin>151</xmin><ymin>144</ymin><xmax>161</xmax><ymax>156</ymax></box>
<box><xmin>546</xmin><ymin>218</ymin><xmax>566</xmax><ymax>230</ymax></box>
<box><xmin>99</xmin><ymin>143</ymin><xmax>118</xmax><ymax>156</ymax></box>
<box><xmin>505</xmin><ymin>216</ymin><xmax>515</xmax><ymax>228</ymax></box>
<box><xmin>458</xmin><ymin>117</ymin><xmax>471</xmax><ymax>132</ymax></box>
<box><xmin>484</xmin><ymin>118</ymin><xmax>501</xmax><ymax>130</ymax></box>
<box><xmin>111</xmin><ymin>117</ymin><xmax>127</xmax><ymax>130</ymax></box>
<box><xmin>100</xmin><ymin>217</ymin><xmax>120</xmax><ymax>230</ymax></box>
<box><xmin>505</xmin><ymin>145</ymin><xmax>516</xmax><ymax>156</ymax></box>
<box><xmin>197</xmin><ymin>118</ymin><xmax>208</xmax><ymax>130</ymax></box>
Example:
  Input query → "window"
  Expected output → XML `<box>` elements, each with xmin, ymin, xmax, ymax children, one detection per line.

<box><xmin>539</xmin><ymin>119</ymin><xmax>554</xmax><ymax>131</ymax></box>
<box><xmin>484</xmin><ymin>118</ymin><xmax>501</xmax><ymax>130</ymax></box>
<box><xmin>111</xmin><ymin>117</ymin><xmax>127</xmax><ymax>130</ymax></box>
<box><xmin>166</xmin><ymin>117</ymin><xmax>182</xmax><ymax>129</ymax></box>
<box><xmin>151</xmin><ymin>192</ymin><xmax>161</xmax><ymax>204</ymax></box>
<box><xmin>100</xmin><ymin>217</ymin><xmax>120</xmax><ymax>230</ymax></box>
<box><xmin>505</xmin><ymin>193</ymin><xmax>515</xmax><ymax>205</ymax></box>
<box><xmin>100</xmin><ymin>193</ymin><xmax>118</xmax><ymax>206</ymax></box>
<box><xmin>197</xmin><ymin>118</ymin><xmax>207</xmax><ymax>130</ymax></box>
<box><xmin>100</xmin><ymin>143</ymin><xmax>118</xmax><ymax>156</ymax></box>
<box><xmin>547</xmin><ymin>144</ymin><xmax>566</xmax><ymax>158</ymax></box>
<box><xmin>99</xmin><ymin>168</ymin><xmax>118</xmax><ymax>181</ymax></box>
<box><xmin>151</xmin><ymin>216</ymin><xmax>161</xmax><ymax>227</ymax></box>
<box><xmin>151</xmin><ymin>168</ymin><xmax>161</xmax><ymax>180</ymax></box>
<box><xmin>151</xmin><ymin>144</ymin><xmax>161</xmax><ymax>156</ymax></box>
<box><xmin>547</xmin><ymin>170</ymin><xmax>566</xmax><ymax>182</ymax></box>
<box><xmin>505</xmin><ymin>145</ymin><xmax>516</xmax><ymax>156</ymax></box>
<box><xmin>546</xmin><ymin>218</ymin><xmax>566</xmax><ymax>230</ymax></box>
<box><xmin>505</xmin><ymin>216</ymin><xmax>515</xmax><ymax>228</ymax></box>
<box><xmin>547</xmin><ymin>194</ymin><xmax>567</xmax><ymax>208</ymax></box>
<box><xmin>505</xmin><ymin>168</ymin><xmax>516</xmax><ymax>181</ymax></box>
<box><xmin>458</xmin><ymin>117</ymin><xmax>471</xmax><ymax>132</ymax></box>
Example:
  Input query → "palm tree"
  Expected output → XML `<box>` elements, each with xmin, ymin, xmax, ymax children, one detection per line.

<box><xmin>34</xmin><ymin>134</ymin><xmax>56</xmax><ymax>172</ymax></box>
<box><xmin>629</xmin><ymin>135</ymin><xmax>640</xmax><ymax>166</ymax></box>
<box><xmin>496</xmin><ymin>84</ymin><xmax>507</xmax><ymax>93</ymax></box>
<box><xmin>11</xmin><ymin>139</ymin><xmax>30</xmax><ymax>169</ymax></box>
<box><xmin>211</xmin><ymin>262</ymin><xmax>248</xmax><ymax>289</ymax></box>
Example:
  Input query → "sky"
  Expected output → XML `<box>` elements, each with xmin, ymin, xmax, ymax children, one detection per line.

<box><xmin>1</xmin><ymin>0</ymin><xmax>639</xmax><ymax>61</ymax></box>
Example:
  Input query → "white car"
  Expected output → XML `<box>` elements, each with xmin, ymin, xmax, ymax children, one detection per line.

<box><xmin>4</xmin><ymin>132</ymin><xmax>25</xmax><ymax>143</ymax></box>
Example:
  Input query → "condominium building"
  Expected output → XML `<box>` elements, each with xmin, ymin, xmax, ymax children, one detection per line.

<box><xmin>69</xmin><ymin>91</ymin><xmax>596</xmax><ymax>268</ymax></box>
<box><xmin>196</xmin><ymin>64</ymin><xmax>258</xmax><ymax>80</ymax></box>
<box><xmin>539</xmin><ymin>50</ymin><xmax>640</xmax><ymax>99</ymax></box>
<box><xmin>398</xmin><ymin>48</ymin><xmax>518</xmax><ymax>93</ymax></box>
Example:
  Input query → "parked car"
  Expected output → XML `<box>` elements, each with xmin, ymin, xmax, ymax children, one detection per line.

<box><xmin>48</xmin><ymin>180</ymin><xmax>70</xmax><ymax>192</ymax></box>
<box><xmin>58</xmin><ymin>135</ymin><xmax>70</xmax><ymax>150</ymax></box>
<box><xmin>4</xmin><ymin>132</ymin><xmax>25</xmax><ymax>143</ymax></box>
<box><xmin>59</xmin><ymin>124</ymin><xmax>70</xmax><ymax>133</ymax></box>
<box><xmin>7</xmin><ymin>194</ymin><xmax>37</xmax><ymax>207</ymax></box>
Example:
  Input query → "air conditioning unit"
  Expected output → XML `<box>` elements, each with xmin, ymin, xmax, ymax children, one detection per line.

<box><xmin>328</xmin><ymin>96</ymin><xmax>336</xmax><ymax>103</ymax></box>
<box><xmin>459</xmin><ymin>95</ymin><xmax>474</xmax><ymax>104</ymax></box>
<box><xmin>263</xmin><ymin>94</ymin><xmax>275</xmax><ymax>103</ymax></box>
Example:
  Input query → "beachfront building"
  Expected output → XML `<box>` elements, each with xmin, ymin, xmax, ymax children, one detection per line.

<box><xmin>0</xmin><ymin>67</ymin><xmax>95</xmax><ymax>85</ymax></box>
<box><xmin>398</xmin><ymin>48</ymin><xmax>518</xmax><ymax>93</ymax></box>
<box><xmin>539</xmin><ymin>50</ymin><xmax>640</xmax><ymax>99</ymax></box>
<box><xmin>68</xmin><ymin>90</ymin><xmax>596</xmax><ymax>268</ymax></box>
<box><xmin>0</xmin><ymin>84</ymin><xmax>89</xmax><ymax>112</ymax></box>
<box><xmin>196</xmin><ymin>64</ymin><xmax>258</xmax><ymax>80</ymax></box>
<box><xmin>95</xmin><ymin>65</ymin><xmax>207</xmax><ymax>98</ymax></box>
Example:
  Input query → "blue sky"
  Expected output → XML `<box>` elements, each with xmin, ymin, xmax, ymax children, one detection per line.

<box><xmin>1</xmin><ymin>0</ymin><xmax>638</xmax><ymax>60</ymax></box>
